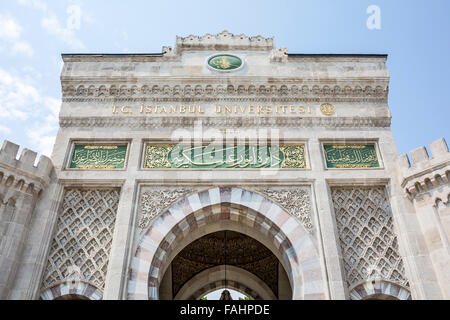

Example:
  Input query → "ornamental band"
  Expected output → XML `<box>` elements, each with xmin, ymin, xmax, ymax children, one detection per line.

<box><xmin>0</xmin><ymin>31</ymin><xmax>449</xmax><ymax>301</ymax></box>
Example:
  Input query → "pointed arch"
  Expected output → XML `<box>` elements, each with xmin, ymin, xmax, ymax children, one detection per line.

<box><xmin>128</xmin><ymin>187</ymin><xmax>325</xmax><ymax>300</ymax></box>
<box><xmin>174</xmin><ymin>265</ymin><xmax>276</xmax><ymax>300</ymax></box>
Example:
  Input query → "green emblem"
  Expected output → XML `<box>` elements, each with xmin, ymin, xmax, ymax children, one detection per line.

<box><xmin>70</xmin><ymin>145</ymin><xmax>127</xmax><ymax>169</ymax></box>
<box><xmin>208</xmin><ymin>55</ymin><xmax>242</xmax><ymax>71</ymax></box>
<box><xmin>324</xmin><ymin>144</ymin><xmax>380</xmax><ymax>168</ymax></box>
<box><xmin>144</xmin><ymin>144</ymin><xmax>306</xmax><ymax>169</ymax></box>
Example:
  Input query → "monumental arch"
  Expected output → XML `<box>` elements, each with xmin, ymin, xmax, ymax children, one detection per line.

<box><xmin>0</xmin><ymin>31</ymin><xmax>449</xmax><ymax>300</ymax></box>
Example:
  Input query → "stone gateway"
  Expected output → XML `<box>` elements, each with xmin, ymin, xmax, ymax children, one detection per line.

<box><xmin>0</xmin><ymin>31</ymin><xmax>448</xmax><ymax>300</ymax></box>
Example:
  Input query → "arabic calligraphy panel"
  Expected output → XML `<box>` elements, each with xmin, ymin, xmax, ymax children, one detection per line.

<box><xmin>323</xmin><ymin>144</ymin><xmax>380</xmax><ymax>168</ymax></box>
<box><xmin>70</xmin><ymin>145</ymin><xmax>128</xmax><ymax>169</ymax></box>
<box><xmin>143</xmin><ymin>144</ymin><xmax>306</xmax><ymax>169</ymax></box>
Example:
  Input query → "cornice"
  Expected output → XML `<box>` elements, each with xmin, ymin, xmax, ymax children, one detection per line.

<box><xmin>59</xmin><ymin>116</ymin><xmax>391</xmax><ymax>129</ymax></box>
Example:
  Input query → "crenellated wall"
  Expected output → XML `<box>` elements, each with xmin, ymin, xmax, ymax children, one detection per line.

<box><xmin>396</xmin><ymin>138</ymin><xmax>450</xmax><ymax>299</ymax></box>
<box><xmin>0</xmin><ymin>140</ymin><xmax>53</xmax><ymax>299</ymax></box>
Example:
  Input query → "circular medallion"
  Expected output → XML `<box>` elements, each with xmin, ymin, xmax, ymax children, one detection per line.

<box><xmin>320</xmin><ymin>103</ymin><xmax>335</xmax><ymax>116</ymax></box>
<box><xmin>207</xmin><ymin>54</ymin><xmax>243</xmax><ymax>71</ymax></box>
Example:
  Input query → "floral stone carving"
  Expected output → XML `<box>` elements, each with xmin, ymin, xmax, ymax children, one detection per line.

<box><xmin>138</xmin><ymin>187</ymin><xmax>196</xmax><ymax>232</ymax></box>
<box><xmin>255</xmin><ymin>187</ymin><xmax>313</xmax><ymax>231</ymax></box>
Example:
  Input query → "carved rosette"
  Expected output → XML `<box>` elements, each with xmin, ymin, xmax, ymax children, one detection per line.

<box><xmin>255</xmin><ymin>187</ymin><xmax>313</xmax><ymax>232</ymax></box>
<box><xmin>138</xmin><ymin>187</ymin><xmax>196</xmax><ymax>232</ymax></box>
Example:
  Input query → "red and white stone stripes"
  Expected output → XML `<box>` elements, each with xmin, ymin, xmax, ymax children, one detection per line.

<box><xmin>128</xmin><ymin>187</ymin><xmax>325</xmax><ymax>300</ymax></box>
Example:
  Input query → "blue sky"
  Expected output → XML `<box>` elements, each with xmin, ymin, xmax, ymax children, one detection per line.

<box><xmin>0</xmin><ymin>0</ymin><xmax>448</xmax><ymax>157</ymax></box>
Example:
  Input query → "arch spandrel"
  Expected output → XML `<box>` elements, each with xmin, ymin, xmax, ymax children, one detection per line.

<box><xmin>129</xmin><ymin>187</ymin><xmax>325</xmax><ymax>300</ymax></box>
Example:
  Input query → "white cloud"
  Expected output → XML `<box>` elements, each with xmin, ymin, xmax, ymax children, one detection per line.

<box><xmin>0</xmin><ymin>125</ymin><xmax>12</xmax><ymax>135</ymax></box>
<box><xmin>16</xmin><ymin>0</ymin><xmax>48</xmax><ymax>12</ymax></box>
<box><xmin>0</xmin><ymin>15</ymin><xmax>22</xmax><ymax>40</ymax></box>
<box><xmin>17</xmin><ymin>0</ymin><xmax>87</xmax><ymax>50</ymax></box>
<box><xmin>26</xmin><ymin>113</ymin><xmax>58</xmax><ymax>157</ymax></box>
<box><xmin>0</xmin><ymin>68</ymin><xmax>59</xmax><ymax>156</ymax></box>
<box><xmin>12</xmin><ymin>41</ymin><xmax>34</xmax><ymax>57</ymax></box>
<box><xmin>41</xmin><ymin>14</ymin><xmax>85</xmax><ymax>49</ymax></box>
<box><xmin>0</xmin><ymin>68</ymin><xmax>40</xmax><ymax>120</ymax></box>
<box><xmin>0</xmin><ymin>14</ymin><xmax>34</xmax><ymax>57</ymax></box>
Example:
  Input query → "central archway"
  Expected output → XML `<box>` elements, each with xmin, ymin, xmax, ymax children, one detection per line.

<box><xmin>165</xmin><ymin>230</ymin><xmax>289</xmax><ymax>300</ymax></box>
<box><xmin>174</xmin><ymin>265</ymin><xmax>277</xmax><ymax>300</ymax></box>
<box><xmin>128</xmin><ymin>187</ymin><xmax>325</xmax><ymax>300</ymax></box>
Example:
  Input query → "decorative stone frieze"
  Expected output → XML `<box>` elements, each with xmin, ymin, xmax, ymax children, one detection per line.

<box><xmin>61</xmin><ymin>83</ymin><xmax>388</xmax><ymax>101</ymax></box>
<box><xmin>59</xmin><ymin>116</ymin><xmax>391</xmax><ymax>129</ymax></box>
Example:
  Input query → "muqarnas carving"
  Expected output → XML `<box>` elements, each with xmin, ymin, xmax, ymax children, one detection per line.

<box><xmin>41</xmin><ymin>188</ymin><xmax>120</xmax><ymax>292</ymax></box>
<box><xmin>330</xmin><ymin>187</ymin><xmax>408</xmax><ymax>289</ymax></box>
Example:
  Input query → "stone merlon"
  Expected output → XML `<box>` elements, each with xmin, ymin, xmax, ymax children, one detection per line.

<box><xmin>397</xmin><ymin>138</ymin><xmax>450</xmax><ymax>195</ymax></box>
<box><xmin>0</xmin><ymin>140</ymin><xmax>53</xmax><ymax>187</ymax></box>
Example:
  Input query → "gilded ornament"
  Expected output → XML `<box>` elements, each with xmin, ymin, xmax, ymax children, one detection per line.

<box><xmin>143</xmin><ymin>144</ymin><xmax>307</xmax><ymax>169</ymax></box>
<box><xmin>70</xmin><ymin>145</ymin><xmax>127</xmax><ymax>169</ymax></box>
<box><xmin>208</xmin><ymin>54</ymin><xmax>242</xmax><ymax>71</ymax></box>
<box><xmin>320</xmin><ymin>103</ymin><xmax>335</xmax><ymax>116</ymax></box>
<box><xmin>324</xmin><ymin>144</ymin><xmax>380</xmax><ymax>168</ymax></box>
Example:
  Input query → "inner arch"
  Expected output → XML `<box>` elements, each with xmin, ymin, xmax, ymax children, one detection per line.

<box><xmin>161</xmin><ymin>230</ymin><xmax>291</xmax><ymax>300</ymax></box>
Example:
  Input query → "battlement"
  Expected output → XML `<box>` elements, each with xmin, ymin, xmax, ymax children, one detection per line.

<box><xmin>0</xmin><ymin>140</ymin><xmax>53</xmax><ymax>186</ymax></box>
<box><xmin>397</xmin><ymin>138</ymin><xmax>450</xmax><ymax>197</ymax></box>
<box><xmin>174</xmin><ymin>30</ymin><xmax>275</xmax><ymax>52</ymax></box>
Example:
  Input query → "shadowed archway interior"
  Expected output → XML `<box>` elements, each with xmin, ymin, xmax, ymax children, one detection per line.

<box><xmin>161</xmin><ymin>230</ymin><xmax>291</xmax><ymax>300</ymax></box>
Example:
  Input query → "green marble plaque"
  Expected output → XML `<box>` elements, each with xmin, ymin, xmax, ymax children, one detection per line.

<box><xmin>70</xmin><ymin>145</ymin><xmax>127</xmax><ymax>169</ymax></box>
<box><xmin>208</xmin><ymin>55</ymin><xmax>242</xmax><ymax>71</ymax></box>
<box><xmin>324</xmin><ymin>144</ymin><xmax>379</xmax><ymax>168</ymax></box>
<box><xmin>144</xmin><ymin>144</ymin><xmax>306</xmax><ymax>169</ymax></box>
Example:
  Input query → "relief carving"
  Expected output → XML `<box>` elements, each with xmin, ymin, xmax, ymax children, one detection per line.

<box><xmin>138</xmin><ymin>187</ymin><xmax>196</xmax><ymax>232</ymax></box>
<box><xmin>255</xmin><ymin>187</ymin><xmax>313</xmax><ymax>232</ymax></box>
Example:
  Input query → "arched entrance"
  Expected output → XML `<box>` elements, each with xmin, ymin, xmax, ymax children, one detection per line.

<box><xmin>164</xmin><ymin>230</ymin><xmax>290</xmax><ymax>300</ymax></box>
<box><xmin>128</xmin><ymin>187</ymin><xmax>325</xmax><ymax>300</ymax></box>
<box><xmin>174</xmin><ymin>265</ymin><xmax>277</xmax><ymax>300</ymax></box>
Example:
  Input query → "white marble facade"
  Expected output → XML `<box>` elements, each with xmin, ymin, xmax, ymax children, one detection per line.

<box><xmin>0</xmin><ymin>31</ymin><xmax>448</xmax><ymax>300</ymax></box>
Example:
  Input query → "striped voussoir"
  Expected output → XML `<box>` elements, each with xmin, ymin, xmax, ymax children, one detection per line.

<box><xmin>350</xmin><ymin>281</ymin><xmax>412</xmax><ymax>300</ymax></box>
<box><xmin>128</xmin><ymin>187</ymin><xmax>325</xmax><ymax>300</ymax></box>
<box><xmin>40</xmin><ymin>282</ymin><xmax>102</xmax><ymax>300</ymax></box>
